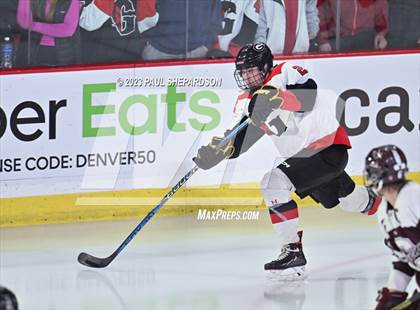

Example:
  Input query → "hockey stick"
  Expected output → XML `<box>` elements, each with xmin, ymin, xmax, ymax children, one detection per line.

<box><xmin>391</xmin><ymin>290</ymin><xmax>420</xmax><ymax>310</ymax></box>
<box><xmin>78</xmin><ymin>118</ymin><xmax>251</xmax><ymax>268</ymax></box>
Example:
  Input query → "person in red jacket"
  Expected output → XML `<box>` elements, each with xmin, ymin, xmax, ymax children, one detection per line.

<box><xmin>317</xmin><ymin>0</ymin><xmax>388</xmax><ymax>52</ymax></box>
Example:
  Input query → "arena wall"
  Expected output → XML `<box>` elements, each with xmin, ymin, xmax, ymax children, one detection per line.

<box><xmin>1</xmin><ymin>51</ymin><xmax>419</xmax><ymax>226</ymax></box>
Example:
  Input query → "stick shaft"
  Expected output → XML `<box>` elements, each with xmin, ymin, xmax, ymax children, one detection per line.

<box><xmin>114</xmin><ymin>165</ymin><xmax>199</xmax><ymax>256</ymax></box>
<box><xmin>112</xmin><ymin>119</ymin><xmax>251</xmax><ymax>258</ymax></box>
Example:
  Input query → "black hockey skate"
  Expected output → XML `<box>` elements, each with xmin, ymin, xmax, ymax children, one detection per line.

<box><xmin>265</xmin><ymin>231</ymin><xmax>307</xmax><ymax>280</ymax></box>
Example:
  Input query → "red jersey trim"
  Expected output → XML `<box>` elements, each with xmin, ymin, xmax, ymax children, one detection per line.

<box><xmin>94</xmin><ymin>0</ymin><xmax>114</xmax><ymax>16</ymax></box>
<box><xmin>264</xmin><ymin>63</ymin><xmax>285</xmax><ymax>84</ymax></box>
<box><xmin>307</xmin><ymin>126</ymin><xmax>351</xmax><ymax>150</ymax></box>
<box><xmin>280</xmin><ymin>90</ymin><xmax>302</xmax><ymax>111</ymax></box>
<box><xmin>233</xmin><ymin>91</ymin><xmax>252</xmax><ymax>114</ymax></box>
<box><xmin>334</xmin><ymin>126</ymin><xmax>352</xmax><ymax>148</ymax></box>
<box><xmin>137</xmin><ymin>0</ymin><xmax>157</xmax><ymax>20</ymax></box>
<box><xmin>237</xmin><ymin>91</ymin><xmax>252</xmax><ymax>101</ymax></box>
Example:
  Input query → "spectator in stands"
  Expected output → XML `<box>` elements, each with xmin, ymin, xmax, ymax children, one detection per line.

<box><xmin>387</xmin><ymin>0</ymin><xmax>420</xmax><ymax>49</ymax></box>
<box><xmin>0</xmin><ymin>1</ymin><xmax>19</xmax><ymax>37</ymax></box>
<box><xmin>0</xmin><ymin>1</ymin><xmax>19</xmax><ymax>68</ymax></box>
<box><xmin>210</xmin><ymin>0</ymin><xmax>259</xmax><ymax>58</ymax></box>
<box><xmin>79</xmin><ymin>0</ymin><xmax>158</xmax><ymax>64</ymax></box>
<box><xmin>142</xmin><ymin>0</ymin><xmax>221</xmax><ymax>60</ymax></box>
<box><xmin>254</xmin><ymin>0</ymin><xmax>319</xmax><ymax>55</ymax></box>
<box><xmin>317</xmin><ymin>0</ymin><xmax>388</xmax><ymax>52</ymax></box>
<box><xmin>16</xmin><ymin>0</ymin><xmax>81</xmax><ymax>66</ymax></box>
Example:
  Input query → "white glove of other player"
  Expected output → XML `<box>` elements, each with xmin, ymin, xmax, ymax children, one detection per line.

<box><xmin>408</xmin><ymin>243</ymin><xmax>420</xmax><ymax>272</ymax></box>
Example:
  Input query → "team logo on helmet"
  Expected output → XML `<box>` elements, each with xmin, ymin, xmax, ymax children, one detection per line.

<box><xmin>253</xmin><ymin>42</ymin><xmax>265</xmax><ymax>52</ymax></box>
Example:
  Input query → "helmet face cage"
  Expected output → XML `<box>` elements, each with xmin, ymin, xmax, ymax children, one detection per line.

<box><xmin>234</xmin><ymin>68</ymin><xmax>267</xmax><ymax>90</ymax></box>
<box><xmin>363</xmin><ymin>145</ymin><xmax>408</xmax><ymax>194</ymax></box>
<box><xmin>234</xmin><ymin>42</ymin><xmax>273</xmax><ymax>90</ymax></box>
<box><xmin>363</xmin><ymin>164</ymin><xmax>385</xmax><ymax>194</ymax></box>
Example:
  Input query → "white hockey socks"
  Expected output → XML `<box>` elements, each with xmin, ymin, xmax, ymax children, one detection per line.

<box><xmin>268</xmin><ymin>201</ymin><xmax>300</xmax><ymax>244</ymax></box>
<box><xmin>339</xmin><ymin>185</ymin><xmax>381</xmax><ymax>215</ymax></box>
<box><xmin>260</xmin><ymin>168</ymin><xmax>300</xmax><ymax>244</ymax></box>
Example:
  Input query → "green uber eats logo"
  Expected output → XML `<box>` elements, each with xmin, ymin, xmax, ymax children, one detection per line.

<box><xmin>83</xmin><ymin>83</ymin><xmax>221</xmax><ymax>137</ymax></box>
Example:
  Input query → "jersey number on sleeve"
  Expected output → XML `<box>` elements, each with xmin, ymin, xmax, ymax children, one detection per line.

<box><xmin>292</xmin><ymin>65</ymin><xmax>308</xmax><ymax>76</ymax></box>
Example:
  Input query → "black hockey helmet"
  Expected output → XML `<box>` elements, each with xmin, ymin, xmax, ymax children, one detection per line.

<box><xmin>363</xmin><ymin>145</ymin><xmax>408</xmax><ymax>193</ymax></box>
<box><xmin>0</xmin><ymin>286</ymin><xmax>18</xmax><ymax>310</ymax></box>
<box><xmin>234</xmin><ymin>42</ymin><xmax>273</xmax><ymax>90</ymax></box>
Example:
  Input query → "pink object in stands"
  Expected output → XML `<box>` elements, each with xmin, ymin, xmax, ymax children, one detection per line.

<box><xmin>17</xmin><ymin>0</ymin><xmax>79</xmax><ymax>47</ymax></box>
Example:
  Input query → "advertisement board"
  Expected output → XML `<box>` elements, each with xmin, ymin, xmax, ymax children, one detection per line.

<box><xmin>1</xmin><ymin>53</ymin><xmax>419</xmax><ymax>198</ymax></box>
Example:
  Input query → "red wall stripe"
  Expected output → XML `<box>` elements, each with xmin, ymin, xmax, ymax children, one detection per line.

<box><xmin>0</xmin><ymin>49</ymin><xmax>418</xmax><ymax>76</ymax></box>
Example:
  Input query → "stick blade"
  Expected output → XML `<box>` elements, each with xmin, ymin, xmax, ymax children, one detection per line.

<box><xmin>77</xmin><ymin>252</ymin><xmax>111</xmax><ymax>268</ymax></box>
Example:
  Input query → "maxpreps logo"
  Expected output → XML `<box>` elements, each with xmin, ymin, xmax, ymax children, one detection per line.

<box><xmin>111</xmin><ymin>0</ymin><xmax>136</xmax><ymax>36</ymax></box>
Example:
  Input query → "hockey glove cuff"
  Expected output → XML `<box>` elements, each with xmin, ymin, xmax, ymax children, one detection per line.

<box><xmin>193</xmin><ymin>137</ymin><xmax>234</xmax><ymax>170</ymax></box>
<box><xmin>375</xmin><ymin>287</ymin><xmax>407</xmax><ymax>310</ymax></box>
<box><xmin>361</xmin><ymin>188</ymin><xmax>382</xmax><ymax>216</ymax></box>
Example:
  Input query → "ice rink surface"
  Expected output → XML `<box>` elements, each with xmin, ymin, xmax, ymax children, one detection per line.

<box><xmin>0</xmin><ymin>206</ymin><xmax>401</xmax><ymax>310</ymax></box>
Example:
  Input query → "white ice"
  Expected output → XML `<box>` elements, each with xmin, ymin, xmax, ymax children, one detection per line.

<box><xmin>0</xmin><ymin>207</ymin><xmax>409</xmax><ymax>310</ymax></box>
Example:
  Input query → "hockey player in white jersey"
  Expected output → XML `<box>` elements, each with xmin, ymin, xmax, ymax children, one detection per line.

<box><xmin>363</xmin><ymin>145</ymin><xmax>419</xmax><ymax>310</ymax></box>
<box><xmin>193</xmin><ymin>42</ymin><xmax>382</xmax><ymax>277</ymax></box>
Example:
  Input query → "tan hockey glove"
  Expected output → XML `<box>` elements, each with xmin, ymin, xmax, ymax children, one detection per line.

<box><xmin>193</xmin><ymin>137</ymin><xmax>235</xmax><ymax>170</ymax></box>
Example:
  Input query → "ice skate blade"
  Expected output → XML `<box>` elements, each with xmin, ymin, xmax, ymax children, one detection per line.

<box><xmin>266</xmin><ymin>266</ymin><xmax>306</xmax><ymax>281</ymax></box>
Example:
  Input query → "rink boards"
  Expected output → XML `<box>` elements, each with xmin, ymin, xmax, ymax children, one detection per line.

<box><xmin>1</xmin><ymin>52</ymin><xmax>419</xmax><ymax>226</ymax></box>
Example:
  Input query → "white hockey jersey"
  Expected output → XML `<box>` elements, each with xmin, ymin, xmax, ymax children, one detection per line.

<box><xmin>376</xmin><ymin>182</ymin><xmax>420</xmax><ymax>291</ymax></box>
<box><xmin>233</xmin><ymin>62</ymin><xmax>350</xmax><ymax>159</ymax></box>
